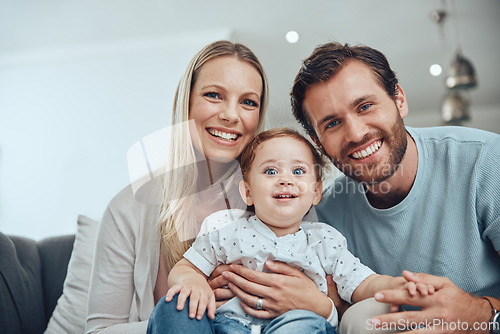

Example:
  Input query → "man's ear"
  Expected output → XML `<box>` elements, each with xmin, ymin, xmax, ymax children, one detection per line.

<box><xmin>395</xmin><ymin>84</ymin><xmax>409</xmax><ymax>119</ymax></box>
<box><xmin>312</xmin><ymin>180</ymin><xmax>323</xmax><ymax>206</ymax></box>
<box><xmin>238</xmin><ymin>180</ymin><xmax>254</xmax><ymax>206</ymax></box>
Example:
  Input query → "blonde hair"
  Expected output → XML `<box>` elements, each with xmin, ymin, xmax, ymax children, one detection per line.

<box><xmin>159</xmin><ymin>41</ymin><xmax>268</xmax><ymax>269</ymax></box>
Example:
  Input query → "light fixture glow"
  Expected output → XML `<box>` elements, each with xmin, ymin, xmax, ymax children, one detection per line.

<box><xmin>285</xmin><ymin>31</ymin><xmax>299</xmax><ymax>44</ymax></box>
<box><xmin>430</xmin><ymin>64</ymin><xmax>443</xmax><ymax>76</ymax></box>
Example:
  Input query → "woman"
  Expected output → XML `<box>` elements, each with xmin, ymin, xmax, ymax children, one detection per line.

<box><xmin>85</xmin><ymin>40</ymin><xmax>268</xmax><ymax>333</ymax></box>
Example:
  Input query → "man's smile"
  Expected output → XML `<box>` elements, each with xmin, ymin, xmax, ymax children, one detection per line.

<box><xmin>350</xmin><ymin>139</ymin><xmax>383</xmax><ymax>160</ymax></box>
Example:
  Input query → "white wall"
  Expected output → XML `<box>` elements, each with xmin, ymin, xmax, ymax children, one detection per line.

<box><xmin>1</xmin><ymin>25</ymin><xmax>498</xmax><ymax>241</ymax></box>
<box><xmin>0</xmin><ymin>29</ymin><xmax>231</xmax><ymax>240</ymax></box>
<box><xmin>405</xmin><ymin>104</ymin><xmax>500</xmax><ymax>134</ymax></box>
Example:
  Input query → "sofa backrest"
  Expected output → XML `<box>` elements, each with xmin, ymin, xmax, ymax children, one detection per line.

<box><xmin>0</xmin><ymin>233</ymin><xmax>45</xmax><ymax>333</ymax></box>
<box><xmin>38</xmin><ymin>235</ymin><xmax>75</xmax><ymax>325</ymax></box>
<box><xmin>0</xmin><ymin>232</ymin><xmax>74</xmax><ymax>334</ymax></box>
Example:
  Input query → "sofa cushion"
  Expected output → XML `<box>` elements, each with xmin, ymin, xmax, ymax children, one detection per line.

<box><xmin>38</xmin><ymin>234</ymin><xmax>75</xmax><ymax>325</ymax></box>
<box><xmin>0</xmin><ymin>232</ymin><xmax>45</xmax><ymax>334</ymax></box>
<box><xmin>45</xmin><ymin>215</ymin><xmax>99</xmax><ymax>334</ymax></box>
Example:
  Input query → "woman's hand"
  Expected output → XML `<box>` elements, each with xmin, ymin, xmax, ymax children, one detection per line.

<box><xmin>222</xmin><ymin>260</ymin><xmax>332</xmax><ymax>319</ymax></box>
<box><xmin>207</xmin><ymin>264</ymin><xmax>235</xmax><ymax>308</ymax></box>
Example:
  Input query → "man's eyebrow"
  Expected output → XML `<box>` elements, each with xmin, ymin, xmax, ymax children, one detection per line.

<box><xmin>350</xmin><ymin>94</ymin><xmax>377</xmax><ymax>109</ymax></box>
<box><xmin>318</xmin><ymin>114</ymin><xmax>337</xmax><ymax>128</ymax></box>
<box><xmin>317</xmin><ymin>94</ymin><xmax>378</xmax><ymax>128</ymax></box>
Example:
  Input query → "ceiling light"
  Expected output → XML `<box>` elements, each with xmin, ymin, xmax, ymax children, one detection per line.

<box><xmin>285</xmin><ymin>31</ymin><xmax>299</xmax><ymax>44</ymax></box>
<box><xmin>441</xmin><ymin>90</ymin><xmax>470</xmax><ymax>125</ymax></box>
<box><xmin>431</xmin><ymin>0</ymin><xmax>477</xmax><ymax>126</ymax></box>
<box><xmin>430</xmin><ymin>64</ymin><xmax>443</xmax><ymax>76</ymax></box>
<box><xmin>445</xmin><ymin>51</ymin><xmax>477</xmax><ymax>89</ymax></box>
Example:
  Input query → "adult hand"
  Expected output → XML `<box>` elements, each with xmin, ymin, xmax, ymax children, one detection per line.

<box><xmin>207</xmin><ymin>264</ymin><xmax>235</xmax><ymax>308</ymax></box>
<box><xmin>222</xmin><ymin>260</ymin><xmax>332</xmax><ymax>319</ymax></box>
<box><xmin>371</xmin><ymin>271</ymin><xmax>492</xmax><ymax>333</ymax></box>
<box><xmin>326</xmin><ymin>275</ymin><xmax>351</xmax><ymax>318</ymax></box>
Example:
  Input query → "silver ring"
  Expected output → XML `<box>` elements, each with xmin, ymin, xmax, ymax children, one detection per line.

<box><xmin>256</xmin><ymin>297</ymin><xmax>264</xmax><ymax>310</ymax></box>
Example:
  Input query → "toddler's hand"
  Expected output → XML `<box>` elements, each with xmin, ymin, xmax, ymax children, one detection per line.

<box><xmin>402</xmin><ymin>271</ymin><xmax>436</xmax><ymax>297</ymax></box>
<box><xmin>165</xmin><ymin>280</ymin><xmax>216</xmax><ymax>320</ymax></box>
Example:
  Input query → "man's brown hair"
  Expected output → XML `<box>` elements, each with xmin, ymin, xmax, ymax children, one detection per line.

<box><xmin>291</xmin><ymin>42</ymin><xmax>399</xmax><ymax>139</ymax></box>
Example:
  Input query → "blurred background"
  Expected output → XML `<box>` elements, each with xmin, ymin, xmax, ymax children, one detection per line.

<box><xmin>1</xmin><ymin>0</ymin><xmax>499</xmax><ymax>239</ymax></box>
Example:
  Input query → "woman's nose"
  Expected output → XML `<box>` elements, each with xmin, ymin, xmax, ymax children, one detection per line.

<box><xmin>218</xmin><ymin>101</ymin><xmax>239</xmax><ymax>123</ymax></box>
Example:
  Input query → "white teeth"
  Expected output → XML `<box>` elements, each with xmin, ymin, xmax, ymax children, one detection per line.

<box><xmin>275</xmin><ymin>194</ymin><xmax>294</xmax><ymax>198</ymax></box>
<box><xmin>209</xmin><ymin>129</ymin><xmax>238</xmax><ymax>141</ymax></box>
<box><xmin>351</xmin><ymin>140</ymin><xmax>382</xmax><ymax>159</ymax></box>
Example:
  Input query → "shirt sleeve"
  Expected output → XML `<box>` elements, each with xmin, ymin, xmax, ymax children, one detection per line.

<box><xmin>476</xmin><ymin>135</ymin><xmax>500</xmax><ymax>251</ymax></box>
<box><xmin>183</xmin><ymin>217</ymin><xmax>220</xmax><ymax>277</ymax></box>
<box><xmin>316</xmin><ymin>224</ymin><xmax>375</xmax><ymax>304</ymax></box>
<box><xmin>183</xmin><ymin>210</ymin><xmax>240</xmax><ymax>276</ymax></box>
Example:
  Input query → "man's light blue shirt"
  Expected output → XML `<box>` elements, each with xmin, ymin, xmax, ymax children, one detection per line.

<box><xmin>315</xmin><ymin>126</ymin><xmax>500</xmax><ymax>297</ymax></box>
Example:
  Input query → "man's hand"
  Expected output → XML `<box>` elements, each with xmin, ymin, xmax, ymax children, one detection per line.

<box><xmin>370</xmin><ymin>271</ymin><xmax>492</xmax><ymax>333</ymax></box>
<box><xmin>222</xmin><ymin>260</ymin><xmax>332</xmax><ymax>319</ymax></box>
<box><xmin>207</xmin><ymin>264</ymin><xmax>235</xmax><ymax>308</ymax></box>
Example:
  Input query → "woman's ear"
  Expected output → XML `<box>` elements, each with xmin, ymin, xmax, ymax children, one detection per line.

<box><xmin>312</xmin><ymin>180</ymin><xmax>323</xmax><ymax>206</ymax></box>
<box><xmin>238</xmin><ymin>180</ymin><xmax>254</xmax><ymax>206</ymax></box>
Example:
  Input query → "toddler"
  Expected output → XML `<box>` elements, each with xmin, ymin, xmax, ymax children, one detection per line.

<box><xmin>161</xmin><ymin>128</ymin><xmax>432</xmax><ymax>334</ymax></box>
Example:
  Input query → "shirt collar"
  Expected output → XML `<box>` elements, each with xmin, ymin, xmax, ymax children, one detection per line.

<box><xmin>248</xmin><ymin>215</ymin><xmax>304</xmax><ymax>241</ymax></box>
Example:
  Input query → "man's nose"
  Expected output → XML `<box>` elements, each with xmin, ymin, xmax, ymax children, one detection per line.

<box><xmin>343</xmin><ymin>116</ymin><xmax>368</xmax><ymax>144</ymax></box>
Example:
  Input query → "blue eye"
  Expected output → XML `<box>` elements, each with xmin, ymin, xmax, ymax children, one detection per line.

<box><xmin>326</xmin><ymin>120</ymin><xmax>340</xmax><ymax>129</ymax></box>
<box><xmin>265</xmin><ymin>168</ymin><xmax>277</xmax><ymax>175</ymax></box>
<box><xmin>204</xmin><ymin>92</ymin><xmax>221</xmax><ymax>99</ymax></box>
<box><xmin>360</xmin><ymin>103</ymin><xmax>371</xmax><ymax>112</ymax></box>
<box><xmin>293</xmin><ymin>168</ymin><xmax>304</xmax><ymax>175</ymax></box>
<box><xmin>243</xmin><ymin>99</ymin><xmax>258</xmax><ymax>107</ymax></box>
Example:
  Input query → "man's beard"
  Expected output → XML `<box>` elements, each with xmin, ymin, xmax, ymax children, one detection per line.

<box><xmin>332</xmin><ymin>110</ymin><xmax>407</xmax><ymax>185</ymax></box>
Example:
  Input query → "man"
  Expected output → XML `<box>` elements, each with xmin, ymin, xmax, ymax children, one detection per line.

<box><xmin>290</xmin><ymin>42</ymin><xmax>500</xmax><ymax>333</ymax></box>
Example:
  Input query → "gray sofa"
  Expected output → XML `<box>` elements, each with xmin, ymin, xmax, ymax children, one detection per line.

<box><xmin>0</xmin><ymin>232</ymin><xmax>75</xmax><ymax>334</ymax></box>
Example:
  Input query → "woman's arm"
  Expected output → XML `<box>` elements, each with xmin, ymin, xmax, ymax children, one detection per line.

<box><xmin>86</xmin><ymin>204</ymin><xmax>148</xmax><ymax>334</ymax></box>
